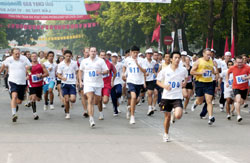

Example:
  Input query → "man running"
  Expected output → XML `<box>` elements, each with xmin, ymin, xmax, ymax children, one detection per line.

<box><xmin>57</xmin><ymin>50</ymin><xmax>79</xmax><ymax>119</ymax></box>
<box><xmin>43</xmin><ymin>51</ymin><xmax>57</xmax><ymax>110</ymax></box>
<box><xmin>123</xmin><ymin>45</ymin><xmax>146</xmax><ymax>124</ymax></box>
<box><xmin>226</xmin><ymin>56</ymin><xmax>250</xmax><ymax>122</ymax></box>
<box><xmin>156</xmin><ymin>51</ymin><xmax>188</xmax><ymax>142</ymax></box>
<box><xmin>79</xmin><ymin>47</ymin><xmax>109</xmax><ymax>127</ymax></box>
<box><xmin>144</xmin><ymin>48</ymin><xmax>156</xmax><ymax>116</ymax></box>
<box><xmin>28</xmin><ymin>52</ymin><xmax>48</xmax><ymax>120</ymax></box>
<box><xmin>191</xmin><ymin>48</ymin><xmax>217</xmax><ymax>125</ymax></box>
<box><xmin>0</xmin><ymin>48</ymin><xmax>32</xmax><ymax>122</ymax></box>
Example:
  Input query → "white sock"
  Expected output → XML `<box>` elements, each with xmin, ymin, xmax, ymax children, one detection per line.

<box><xmin>148</xmin><ymin>105</ymin><xmax>152</xmax><ymax>109</ymax></box>
<box><xmin>209</xmin><ymin>116</ymin><xmax>213</xmax><ymax>119</ymax></box>
<box><xmin>12</xmin><ymin>108</ymin><xmax>16</xmax><ymax>115</ymax></box>
<box><xmin>89</xmin><ymin>116</ymin><xmax>94</xmax><ymax>121</ymax></box>
<box><xmin>33</xmin><ymin>112</ymin><xmax>37</xmax><ymax>116</ymax></box>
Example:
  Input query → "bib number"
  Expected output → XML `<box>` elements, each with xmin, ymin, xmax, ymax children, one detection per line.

<box><xmin>65</xmin><ymin>73</ymin><xmax>74</xmax><ymax>80</ymax></box>
<box><xmin>146</xmin><ymin>68</ymin><xmax>153</xmax><ymax>73</ymax></box>
<box><xmin>129</xmin><ymin>67</ymin><xmax>139</xmax><ymax>73</ymax></box>
<box><xmin>168</xmin><ymin>81</ymin><xmax>181</xmax><ymax>89</ymax></box>
<box><xmin>236</xmin><ymin>75</ymin><xmax>247</xmax><ymax>84</ymax></box>
<box><xmin>88</xmin><ymin>71</ymin><xmax>99</xmax><ymax>77</ymax></box>
<box><xmin>202</xmin><ymin>70</ymin><xmax>212</xmax><ymax>78</ymax></box>
<box><xmin>31</xmin><ymin>75</ymin><xmax>42</xmax><ymax>83</ymax></box>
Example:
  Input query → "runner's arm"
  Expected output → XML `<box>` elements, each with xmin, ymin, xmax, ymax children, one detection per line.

<box><xmin>41</xmin><ymin>64</ymin><xmax>49</xmax><ymax>78</ymax></box>
<box><xmin>190</xmin><ymin>60</ymin><xmax>203</xmax><ymax>75</ymax></box>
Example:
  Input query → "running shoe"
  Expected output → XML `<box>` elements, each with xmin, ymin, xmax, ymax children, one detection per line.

<box><xmin>212</xmin><ymin>100</ymin><xmax>215</xmax><ymax>105</ymax></box>
<box><xmin>130</xmin><ymin>115</ymin><xmax>135</xmax><ymax>124</ymax></box>
<box><xmin>99</xmin><ymin>112</ymin><xmax>104</xmax><ymax>120</ymax></box>
<box><xmin>208</xmin><ymin>116</ymin><xmax>215</xmax><ymax>125</ymax></box>
<box><xmin>89</xmin><ymin>118</ymin><xmax>95</xmax><ymax>127</ymax></box>
<box><xmin>152</xmin><ymin>106</ymin><xmax>157</xmax><ymax>111</ymax></box>
<box><xmin>24</xmin><ymin>102</ymin><xmax>31</xmax><ymax>107</ymax></box>
<box><xmin>227</xmin><ymin>114</ymin><xmax>231</xmax><ymax>120</ymax></box>
<box><xmin>102</xmin><ymin>103</ymin><xmax>107</xmax><ymax>109</ymax></box>
<box><xmin>219</xmin><ymin>104</ymin><xmax>224</xmax><ymax>112</ymax></box>
<box><xmin>61</xmin><ymin>104</ymin><xmax>64</xmax><ymax>108</ymax></box>
<box><xmin>126</xmin><ymin>106</ymin><xmax>131</xmax><ymax>119</ymax></box>
<box><xmin>237</xmin><ymin>115</ymin><xmax>242</xmax><ymax>122</ymax></box>
<box><xmin>163</xmin><ymin>133</ymin><xmax>170</xmax><ymax>142</ymax></box>
<box><xmin>137</xmin><ymin>102</ymin><xmax>141</xmax><ymax>106</ymax></box>
<box><xmin>183</xmin><ymin>109</ymin><xmax>188</xmax><ymax>114</ymax></box>
<box><xmin>200</xmin><ymin>116</ymin><xmax>206</xmax><ymax>119</ymax></box>
<box><xmin>191</xmin><ymin>101</ymin><xmax>197</xmax><ymax>111</ymax></box>
<box><xmin>12</xmin><ymin>114</ymin><xmax>18</xmax><ymax>122</ymax></box>
<box><xmin>243</xmin><ymin>103</ymin><xmax>248</xmax><ymax>108</ymax></box>
<box><xmin>44</xmin><ymin>105</ymin><xmax>48</xmax><ymax>111</ymax></box>
<box><xmin>83</xmin><ymin>112</ymin><xmax>89</xmax><ymax>118</ymax></box>
<box><xmin>113</xmin><ymin>113</ymin><xmax>118</xmax><ymax>117</ymax></box>
<box><xmin>117</xmin><ymin>108</ymin><xmax>121</xmax><ymax>113</ymax></box>
<box><xmin>65</xmin><ymin>113</ymin><xmax>70</xmax><ymax>119</ymax></box>
<box><xmin>147</xmin><ymin>107</ymin><xmax>154</xmax><ymax>116</ymax></box>
<box><xmin>142</xmin><ymin>98</ymin><xmax>145</xmax><ymax>103</ymax></box>
<box><xmin>50</xmin><ymin>104</ymin><xmax>55</xmax><ymax>110</ymax></box>
<box><xmin>34</xmin><ymin>114</ymin><xmax>39</xmax><ymax>120</ymax></box>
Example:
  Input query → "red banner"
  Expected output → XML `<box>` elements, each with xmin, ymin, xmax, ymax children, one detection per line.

<box><xmin>85</xmin><ymin>3</ymin><xmax>101</xmax><ymax>11</ymax></box>
<box><xmin>0</xmin><ymin>14</ymin><xmax>93</xmax><ymax>20</ymax></box>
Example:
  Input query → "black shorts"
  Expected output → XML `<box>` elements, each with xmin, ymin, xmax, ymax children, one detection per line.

<box><xmin>185</xmin><ymin>82</ymin><xmax>193</xmax><ymax>90</ymax></box>
<box><xmin>159</xmin><ymin>99</ymin><xmax>183</xmax><ymax>112</ymax></box>
<box><xmin>56</xmin><ymin>80</ymin><xmax>61</xmax><ymax>85</ymax></box>
<box><xmin>8</xmin><ymin>81</ymin><xmax>26</xmax><ymax>101</ymax></box>
<box><xmin>29</xmin><ymin>86</ymin><xmax>43</xmax><ymax>99</ymax></box>
<box><xmin>195</xmin><ymin>81</ymin><xmax>214</xmax><ymax>97</ymax></box>
<box><xmin>233</xmin><ymin>89</ymin><xmax>248</xmax><ymax>100</ymax></box>
<box><xmin>146</xmin><ymin>81</ymin><xmax>156</xmax><ymax>91</ymax></box>
<box><xmin>127</xmin><ymin>83</ymin><xmax>143</xmax><ymax>98</ymax></box>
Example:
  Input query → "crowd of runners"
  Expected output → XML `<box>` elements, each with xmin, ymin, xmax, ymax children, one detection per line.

<box><xmin>0</xmin><ymin>46</ymin><xmax>250</xmax><ymax>142</ymax></box>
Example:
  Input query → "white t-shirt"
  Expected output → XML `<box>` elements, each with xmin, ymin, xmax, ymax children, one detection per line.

<box><xmin>220</xmin><ymin>60</ymin><xmax>228</xmax><ymax>71</ymax></box>
<box><xmin>124</xmin><ymin>57</ymin><xmax>146</xmax><ymax>85</ymax></box>
<box><xmin>80</xmin><ymin>57</ymin><xmax>108</xmax><ymax>87</ymax></box>
<box><xmin>145</xmin><ymin>59</ymin><xmax>156</xmax><ymax>81</ymax></box>
<box><xmin>113</xmin><ymin>62</ymin><xmax>123</xmax><ymax>86</ymax></box>
<box><xmin>157</xmin><ymin>65</ymin><xmax>188</xmax><ymax>99</ymax></box>
<box><xmin>220</xmin><ymin>69</ymin><xmax>233</xmax><ymax>92</ymax></box>
<box><xmin>57</xmin><ymin>60</ymin><xmax>78</xmax><ymax>84</ymax></box>
<box><xmin>3</xmin><ymin>55</ymin><xmax>31</xmax><ymax>85</ymax></box>
<box><xmin>43</xmin><ymin>61</ymin><xmax>57</xmax><ymax>84</ymax></box>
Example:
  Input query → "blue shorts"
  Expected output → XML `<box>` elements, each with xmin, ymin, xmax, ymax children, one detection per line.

<box><xmin>43</xmin><ymin>81</ymin><xmax>55</xmax><ymax>93</ymax></box>
<box><xmin>127</xmin><ymin>83</ymin><xmax>143</xmax><ymax>98</ymax></box>
<box><xmin>61</xmin><ymin>83</ymin><xmax>76</xmax><ymax>96</ymax></box>
<box><xmin>195</xmin><ymin>81</ymin><xmax>214</xmax><ymax>97</ymax></box>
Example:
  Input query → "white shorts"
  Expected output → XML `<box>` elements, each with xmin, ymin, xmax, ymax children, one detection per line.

<box><xmin>84</xmin><ymin>85</ymin><xmax>102</xmax><ymax>96</ymax></box>
<box><xmin>224</xmin><ymin>90</ymin><xmax>234</xmax><ymax>99</ymax></box>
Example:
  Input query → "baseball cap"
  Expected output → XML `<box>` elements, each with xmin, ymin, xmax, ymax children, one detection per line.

<box><xmin>225</xmin><ymin>51</ymin><xmax>231</xmax><ymax>56</ymax></box>
<box><xmin>211</xmin><ymin>49</ymin><xmax>216</xmax><ymax>53</ymax></box>
<box><xmin>145</xmin><ymin>48</ymin><xmax>153</xmax><ymax>54</ymax></box>
<box><xmin>138</xmin><ymin>53</ymin><xmax>144</xmax><ymax>57</ymax></box>
<box><xmin>158</xmin><ymin>51</ymin><xmax>163</xmax><ymax>55</ymax></box>
<box><xmin>107</xmin><ymin>51</ymin><xmax>112</xmax><ymax>55</ymax></box>
<box><xmin>112</xmin><ymin>53</ymin><xmax>118</xmax><ymax>57</ymax></box>
<box><xmin>181</xmin><ymin>51</ymin><xmax>187</xmax><ymax>56</ymax></box>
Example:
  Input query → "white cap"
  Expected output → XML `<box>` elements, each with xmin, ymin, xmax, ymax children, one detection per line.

<box><xmin>225</xmin><ymin>51</ymin><xmax>231</xmax><ymax>56</ymax></box>
<box><xmin>138</xmin><ymin>53</ymin><xmax>144</xmax><ymax>57</ymax></box>
<box><xmin>111</xmin><ymin>52</ymin><xmax>118</xmax><ymax>57</ymax></box>
<box><xmin>181</xmin><ymin>51</ymin><xmax>187</xmax><ymax>56</ymax></box>
<box><xmin>145</xmin><ymin>48</ymin><xmax>153</xmax><ymax>54</ymax></box>
<box><xmin>56</xmin><ymin>52</ymin><xmax>61</xmax><ymax>56</ymax></box>
<box><xmin>211</xmin><ymin>49</ymin><xmax>216</xmax><ymax>53</ymax></box>
<box><xmin>107</xmin><ymin>51</ymin><xmax>112</xmax><ymax>55</ymax></box>
<box><xmin>158</xmin><ymin>51</ymin><xmax>163</xmax><ymax>55</ymax></box>
<box><xmin>5</xmin><ymin>53</ymin><xmax>9</xmax><ymax>57</ymax></box>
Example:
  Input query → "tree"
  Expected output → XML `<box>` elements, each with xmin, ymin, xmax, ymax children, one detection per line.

<box><xmin>0</xmin><ymin>19</ymin><xmax>8</xmax><ymax>48</ymax></box>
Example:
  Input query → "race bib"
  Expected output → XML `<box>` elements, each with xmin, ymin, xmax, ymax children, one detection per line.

<box><xmin>146</xmin><ymin>68</ymin><xmax>153</xmax><ymax>73</ymax></box>
<box><xmin>129</xmin><ymin>67</ymin><xmax>139</xmax><ymax>74</ymax></box>
<box><xmin>31</xmin><ymin>74</ymin><xmax>42</xmax><ymax>83</ymax></box>
<box><xmin>202</xmin><ymin>70</ymin><xmax>212</xmax><ymax>78</ymax></box>
<box><xmin>236</xmin><ymin>74</ymin><xmax>247</xmax><ymax>84</ymax></box>
<box><xmin>88</xmin><ymin>71</ymin><xmax>99</xmax><ymax>78</ymax></box>
<box><xmin>168</xmin><ymin>81</ymin><xmax>181</xmax><ymax>89</ymax></box>
<box><xmin>187</xmin><ymin>76</ymin><xmax>192</xmax><ymax>83</ymax></box>
<box><xmin>65</xmin><ymin>73</ymin><xmax>74</xmax><ymax>81</ymax></box>
<box><xmin>116</xmin><ymin>72</ymin><xmax>121</xmax><ymax>77</ymax></box>
<box><xmin>228</xmin><ymin>79</ymin><xmax>233</xmax><ymax>86</ymax></box>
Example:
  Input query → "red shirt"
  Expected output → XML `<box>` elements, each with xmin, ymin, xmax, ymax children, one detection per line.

<box><xmin>103</xmin><ymin>59</ymin><xmax>116</xmax><ymax>88</ymax></box>
<box><xmin>28</xmin><ymin>64</ymin><xmax>44</xmax><ymax>87</ymax></box>
<box><xmin>228</xmin><ymin>64</ymin><xmax>250</xmax><ymax>90</ymax></box>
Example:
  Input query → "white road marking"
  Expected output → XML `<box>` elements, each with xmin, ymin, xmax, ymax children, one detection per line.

<box><xmin>6</xmin><ymin>153</ymin><xmax>13</xmax><ymax>163</ymax></box>
<box><xmin>140</xmin><ymin>152</ymin><xmax>166</xmax><ymax>163</ymax></box>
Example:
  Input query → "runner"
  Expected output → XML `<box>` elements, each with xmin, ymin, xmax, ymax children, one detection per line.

<box><xmin>226</xmin><ymin>56</ymin><xmax>250</xmax><ymax>122</ymax></box>
<box><xmin>190</xmin><ymin>48</ymin><xmax>217</xmax><ymax>125</ymax></box>
<box><xmin>0</xmin><ymin>48</ymin><xmax>32</xmax><ymax>122</ymax></box>
<box><xmin>28</xmin><ymin>52</ymin><xmax>48</xmax><ymax>120</ymax></box>
<box><xmin>79</xmin><ymin>47</ymin><xmax>109</xmax><ymax>127</ymax></box>
<box><xmin>56</xmin><ymin>55</ymin><xmax>65</xmax><ymax>108</ymax></box>
<box><xmin>79</xmin><ymin>47</ymin><xmax>90</xmax><ymax>118</ymax></box>
<box><xmin>43</xmin><ymin>51</ymin><xmax>57</xmax><ymax>110</ymax></box>
<box><xmin>156</xmin><ymin>51</ymin><xmax>188</xmax><ymax>142</ymax></box>
<box><xmin>182</xmin><ymin>56</ymin><xmax>193</xmax><ymax>114</ymax></box>
<box><xmin>220</xmin><ymin>60</ymin><xmax>234</xmax><ymax>120</ymax></box>
<box><xmin>122</xmin><ymin>45</ymin><xmax>146</xmax><ymax>124</ymax></box>
<box><xmin>57</xmin><ymin>50</ymin><xmax>79</xmax><ymax>119</ymax></box>
<box><xmin>111</xmin><ymin>53</ymin><xmax>123</xmax><ymax>116</ymax></box>
<box><xmin>98</xmin><ymin>50</ymin><xmax>116</xmax><ymax>120</ymax></box>
<box><xmin>144</xmin><ymin>48</ymin><xmax>157</xmax><ymax>116</ymax></box>
<box><xmin>152</xmin><ymin>51</ymin><xmax>160</xmax><ymax>111</ymax></box>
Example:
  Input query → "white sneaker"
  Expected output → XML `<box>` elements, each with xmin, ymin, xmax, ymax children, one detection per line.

<box><xmin>113</xmin><ymin>113</ymin><xmax>118</xmax><ymax>117</ymax></box>
<box><xmin>44</xmin><ymin>105</ymin><xmax>48</xmax><ymax>111</ymax></box>
<box><xmin>147</xmin><ymin>107</ymin><xmax>154</xmax><ymax>116</ymax></box>
<box><xmin>89</xmin><ymin>118</ymin><xmax>95</xmax><ymax>127</ymax></box>
<box><xmin>102</xmin><ymin>103</ymin><xmax>107</xmax><ymax>109</ymax></box>
<box><xmin>219</xmin><ymin>104</ymin><xmax>224</xmax><ymax>112</ymax></box>
<box><xmin>99</xmin><ymin>112</ymin><xmax>104</xmax><ymax>120</ymax></box>
<box><xmin>137</xmin><ymin>102</ymin><xmax>141</xmax><ymax>106</ymax></box>
<box><xmin>50</xmin><ymin>104</ymin><xmax>55</xmax><ymax>110</ymax></box>
<box><xmin>118</xmin><ymin>108</ymin><xmax>121</xmax><ymax>113</ymax></box>
<box><xmin>130</xmin><ymin>115</ymin><xmax>135</xmax><ymax>124</ymax></box>
<box><xmin>191</xmin><ymin>101</ymin><xmax>197</xmax><ymax>111</ymax></box>
<box><xmin>65</xmin><ymin>113</ymin><xmax>70</xmax><ymax>119</ymax></box>
<box><xmin>126</xmin><ymin>106</ymin><xmax>131</xmax><ymax>119</ymax></box>
<box><xmin>227</xmin><ymin>114</ymin><xmax>231</xmax><ymax>120</ymax></box>
<box><xmin>237</xmin><ymin>115</ymin><xmax>243</xmax><ymax>122</ymax></box>
<box><xmin>163</xmin><ymin>133</ymin><xmax>170</xmax><ymax>142</ymax></box>
<box><xmin>183</xmin><ymin>109</ymin><xmax>188</xmax><ymax>114</ymax></box>
<box><xmin>212</xmin><ymin>100</ymin><xmax>215</xmax><ymax>105</ymax></box>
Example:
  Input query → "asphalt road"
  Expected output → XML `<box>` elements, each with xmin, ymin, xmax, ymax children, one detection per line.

<box><xmin>0</xmin><ymin>84</ymin><xmax>250</xmax><ymax>163</ymax></box>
